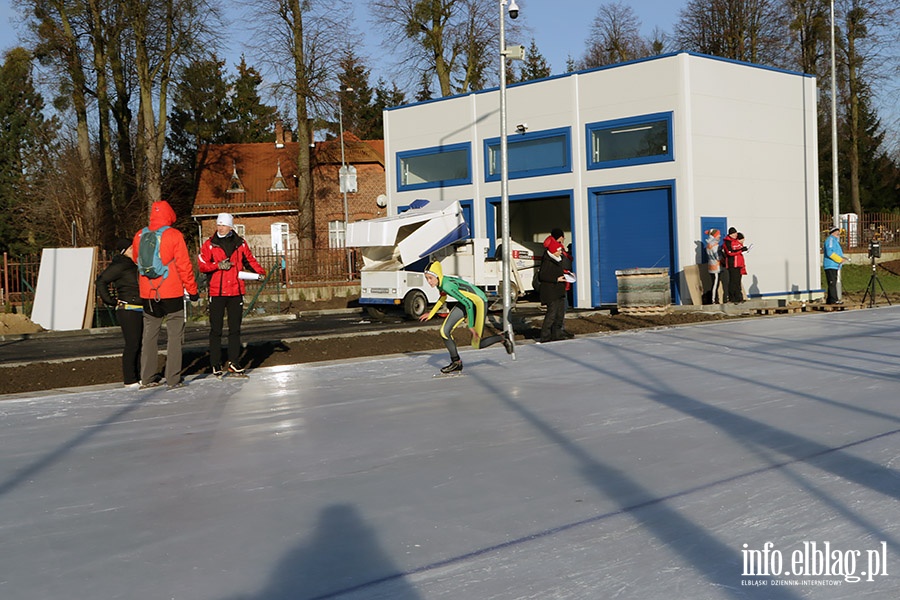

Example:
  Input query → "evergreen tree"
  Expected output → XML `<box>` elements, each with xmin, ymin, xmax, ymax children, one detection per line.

<box><xmin>163</xmin><ymin>56</ymin><xmax>233</xmax><ymax>222</ymax></box>
<box><xmin>519</xmin><ymin>39</ymin><xmax>551</xmax><ymax>81</ymax></box>
<box><xmin>372</xmin><ymin>80</ymin><xmax>407</xmax><ymax>139</ymax></box>
<box><xmin>228</xmin><ymin>57</ymin><xmax>279</xmax><ymax>144</ymax></box>
<box><xmin>415</xmin><ymin>71</ymin><xmax>435</xmax><ymax>102</ymax></box>
<box><xmin>0</xmin><ymin>49</ymin><xmax>58</xmax><ymax>255</ymax></box>
<box><xmin>337</xmin><ymin>49</ymin><xmax>380</xmax><ymax>139</ymax></box>
<box><xmin>838</xmin><ymin>86</ymin><xmax>900</xmax><ymax>212</ymax></box>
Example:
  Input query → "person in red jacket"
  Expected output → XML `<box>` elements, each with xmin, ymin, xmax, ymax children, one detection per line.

<box><xmin>722</xmin><ymin>227</ymin><xmax>749</xmax><ymax>303</ymax></box>
<box><xmin>198</xmin><ymin>213</ymin><xmax>266</xmax><ymax>376</ymax></box>
<box><xmin>132</xmin><ymin>200</ymin><xmax>200</xmax><ymax>389</ymax></box>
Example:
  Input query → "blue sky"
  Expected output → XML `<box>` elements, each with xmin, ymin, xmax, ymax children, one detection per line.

<box><xmin>0</xmin><ymin>0</ymin><xmax>683</xmax><ymax>79</ymax></box>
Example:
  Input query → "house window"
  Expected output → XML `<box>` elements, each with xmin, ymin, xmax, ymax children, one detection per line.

<box><xmin>269</xmin><ymin>161</ymin><xmax>289</xmax><ymax>191</ymax></box>
<box><xmin>234</xmin><ymin>224</ymin><xmax>245</xmax><ymax>237</ymax></box>
<box><xmin>329</xmin><ymin>220</ymin><xmax>346</xmax><ymax>248</ymax></box>
<box><xmin>397</xmin><ymin>143</ymin><xmax>471</xmax><ymax>191</ymax></box>
<box><xmin>271</xmin><ymin>222</ymin><xmax>290</xmax><ymax>253</ymax></box>
<box><xmin>484</xmin><ymin>127</ymin><xmax>571</xmax><ymax>181</ymax></box>
<box><xmin>227</xmin><ymin>161</ymin><xmax>245</xmax><ymax>193</ymax></box>
<box><xmin>586</xmin><ymin>112</ymin><xmax>673</xmax><ymax>169</ymax></box>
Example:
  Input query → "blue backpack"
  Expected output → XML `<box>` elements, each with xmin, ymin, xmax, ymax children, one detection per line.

<box><xmin>137</xmin><ymin>226</ymin><xmax>171</xmax><ymax>279</ymax></box>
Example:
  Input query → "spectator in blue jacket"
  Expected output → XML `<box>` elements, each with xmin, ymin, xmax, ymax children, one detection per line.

<box><xmin>823</xmin><ymin>227</ymin><xmax>850</xmax><ymax>304</ymax></box>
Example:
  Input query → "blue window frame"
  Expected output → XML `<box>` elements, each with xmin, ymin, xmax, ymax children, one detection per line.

<box><xmin>484</xmin><ymin>127</ymin><xmax>571</xmax><ymax>181</ymax></box>
<box><xmin>458</xmin><ymin>199</ymin><xmax>474</xmax><ymax>238</ymax></box>
<box><xmin>396</xmin><ymin>143</ymin><xmax>472</xmax><ymax>191</ymax></box>
<box><xmin>586</xmin><ymin>112</ymin><xmax>673</xmax><ymax>170</ymax></box>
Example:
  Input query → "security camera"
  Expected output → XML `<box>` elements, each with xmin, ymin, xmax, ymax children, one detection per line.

<box><xmin>376</xmin><ymin>194</ymin><xmax>388</xmax><ymax>208</ymax></box>
<box><xmin>508</xmin><ymin>0</ymin><xmax>519</xmax><ymax>19</ymax></box>
<box><xmin>516</xmin><ymin>123</ymin><xmax>528</xmax><ymax>133</ymax></box>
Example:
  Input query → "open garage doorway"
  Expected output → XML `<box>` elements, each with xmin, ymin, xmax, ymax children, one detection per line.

<box><xmin>486</xmin><ymin>191</ymin><xmax>574</xmax><ymax>296</ymax></box>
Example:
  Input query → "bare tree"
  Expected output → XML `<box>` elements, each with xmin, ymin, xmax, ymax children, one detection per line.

<box><xmin>23</xmin><ymin>0</ymin><xmax>217</xmax><ymax>245</ymax></box>
<box><xmin>371</xmin><ymin>0</ymin><xmax>506</xmax><ymax>97</ymax></box>
<box><xmin>127</xmin><ymin>0</ymin><xmax>217</xmax><ymax>207</ymax></box>
<box><xmin>674</xmin><ymin>0</ymin><xmax>789</xmax><ymax>65</ymax></box>
<box><xmin>29</xmin><ymin>0</ymin><xmax>103</xmax><ymax>244</ymax></box>
<box><xmin>785</xmin><ymin>0</ymin><xmax>830</xmax><ymax>78</ymax></box>
<box><xmin>249</xmin><ymin>0</ymin><xmax>349</xmax><ymax>248</ymax></box>
<box><xmin>582</xmin><ymin>2</ymin><xmax>651</xmax><ymax>68</ymax></box>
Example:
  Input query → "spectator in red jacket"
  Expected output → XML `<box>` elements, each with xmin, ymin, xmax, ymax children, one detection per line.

<box><xmin>132</xmin><ymin>200</ymin><xmax>199</xmax><ymax>389</ymax></box>
<box><xmin>198</xmin><ymin>213</ymin><xmax>266</xmax><ymax>376</ymax></box>
<box><xmin>722</xmin><ymin>227</ymin><xmax>748</xmax><ymax>303</ymax></box>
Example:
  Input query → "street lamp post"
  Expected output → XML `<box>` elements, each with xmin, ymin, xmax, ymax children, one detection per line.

<box><xmin>338</xmin><ymin>87</ymin><xmax>355</xmax><ymax>280</ymax></box>
<box><xmin>830</xmin><ymin>0</ymin><xmax>842</xmax><ymax>300</ymax></box>
<box><xmin>499</xmin><ymin>0</ymin><xmax>519</xmax><ymax>360</ymax></box>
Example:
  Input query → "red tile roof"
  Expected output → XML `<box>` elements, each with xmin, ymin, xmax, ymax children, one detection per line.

<box><xmin>193</xmin><ymin>134</ymin><xmax>385</xmax><ymax>218</ymax></box>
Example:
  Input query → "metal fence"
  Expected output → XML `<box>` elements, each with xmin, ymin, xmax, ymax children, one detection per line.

<box><xmin>1</xmin><ymin>246</ymin><xmax>361</xmax><ymax>310</ymax></box>
<box><xmin>821</xmin><ymin>213</ymin><xmax>900</xmax><ymax>250</ymax></box>
<box><xmin>7</xmin><ymin>212</ymin><xmax>897</xmax><ymax>310</ymax></box>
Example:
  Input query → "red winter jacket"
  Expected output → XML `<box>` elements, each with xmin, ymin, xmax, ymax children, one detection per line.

<box><xmin>198</xmin><ymin>232</ymin><xmax>266</xmax><ymax>297</ymax></box>
<box><xmin>132</xmin><ymin>201</ymin><xmax>199</xmax><ymax>301</ymax></box>
<box><xmin>722</xmin><ymin>235</ymin><xmax>746</xmax><ymax>270</ymax></box>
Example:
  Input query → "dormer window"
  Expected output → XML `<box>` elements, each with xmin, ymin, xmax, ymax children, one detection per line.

<box><xmin>269</xmin><ymin>161</ymin><xmax>289</xmax><ymax>191</ymax></box>
<box><xmin>227</xmin><ymin>161</ymin><xmax>245</xmax><ymax>193</ymax></box>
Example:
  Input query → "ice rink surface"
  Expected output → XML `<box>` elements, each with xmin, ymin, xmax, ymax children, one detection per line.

<box><xmin>2</xmin><ymin>306</ymin><xmax>900</xmax><ymax>599</ymax></box>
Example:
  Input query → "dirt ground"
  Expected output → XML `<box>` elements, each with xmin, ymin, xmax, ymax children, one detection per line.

<box><xmin>1</xmin><ymin>309</ymin><xmax>738</xmax><ymax>396</ymax></box>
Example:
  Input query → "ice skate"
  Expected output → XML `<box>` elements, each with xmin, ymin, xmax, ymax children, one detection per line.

<box><xmin>435</xmin><ymin>359</ymin><xmax>464</xmax><ymax>377</ymax></box>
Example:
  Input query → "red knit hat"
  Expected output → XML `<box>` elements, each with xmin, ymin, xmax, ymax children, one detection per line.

<box><xmin>543</xmin><ymin>235</ymin><xmax>563</xmax><ymax>254</ymax></box>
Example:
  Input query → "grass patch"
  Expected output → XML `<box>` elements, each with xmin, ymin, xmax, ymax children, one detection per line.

<box><xmin>832</xmin><ymin>264</ymin><xmax>900</xmax><ymax>294</ymax></box>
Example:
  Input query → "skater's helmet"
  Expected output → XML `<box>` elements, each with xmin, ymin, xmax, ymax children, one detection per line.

<box><xmin>425</xmin><ymin>261</ymin><xmax>443</xmax><ymax>285</ymax></box>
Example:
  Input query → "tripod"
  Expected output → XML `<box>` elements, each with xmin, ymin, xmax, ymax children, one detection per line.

<box><xmin>861</xmin><ymin>255</ymin><xmax>891</xmax><ymax>308</ymax></box>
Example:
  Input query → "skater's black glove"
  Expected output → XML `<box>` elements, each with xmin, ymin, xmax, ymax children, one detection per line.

<box><xmin>188</xmin><ymin>293</ymin><xmax>199</xmax><ymax>302</ymax></box>
<box><xmin>217</xmin><ymin>259</ymin><xmax>232</xmax><ymax>270</ymax></box>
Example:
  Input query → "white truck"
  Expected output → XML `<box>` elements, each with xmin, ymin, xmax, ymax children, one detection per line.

<box><xmin>347</xmin><ymin>201</ymin><xmax>541</xmax><ymax>318</ymax></box>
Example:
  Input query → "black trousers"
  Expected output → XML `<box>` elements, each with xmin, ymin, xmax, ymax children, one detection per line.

<box><xmin>540</xmin><ymin>296</ymin><xmax>567</xmax><ymax>341</ymax></box>
<box><xmin>727</xmin><ymin>267</ymin><xmax>743</xmax><ymax>303</ymax></box>
<box><xmin>209</xmin><ymin>295</ymin><xmax>244</xmax><ymax>367</ymax></box>
<box><xmin>117</xmin><ymin>308</ymin><xmax>143</xmax><ymax>385</ymax></box>
<box><xmin>825</xmin><ymin>268</ymin><xmax>839</xmax><ymax>304</ymax></box>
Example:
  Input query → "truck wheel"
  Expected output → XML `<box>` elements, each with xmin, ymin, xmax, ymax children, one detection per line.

<box><xmin>366</xmin><ymin>306</ymin><xmax>388</xmax><ymax>319</ymax></box>
<box><xmin>501</xmin><ymin>281</ymin><xmax>519</xmax><ymax>305</ymax></box>
<box><xmin>403</xmin><ymin>290</ymin><xmax>428</xmax><ymax>319</ymax></box>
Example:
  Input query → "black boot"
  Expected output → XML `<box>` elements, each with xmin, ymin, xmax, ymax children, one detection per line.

<box><xmin>440</xmin><ymin>359</ymin><xmax>463</xmax><ymax>374</ymax></box>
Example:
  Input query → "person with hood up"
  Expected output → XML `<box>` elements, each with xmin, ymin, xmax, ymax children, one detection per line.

<box><xmin>704</xmin><ymin>228</ymin><xmax>723</xmax><ymax>304</ymax></box>
<box><xmin>132</xmin><ymin>200</ymin><xmax>200</xmax><ymax>389</ymax></box>
<box><xmin>419</xmin><ymin>261</ymin><xmax>513</xmax><ymax>374</ymax></box>
<box><xmin>198</xmin><ymin>212</ymin><xmax>266</xmax><ymax>376</ymax></box>
<box><xmin>95</xmin><ymin>238</ymin><xmax>143</xmax><ymax>388</ymax></box>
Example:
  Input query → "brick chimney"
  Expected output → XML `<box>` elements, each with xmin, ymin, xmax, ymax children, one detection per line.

<box><xmin>275</xmin><ymin>120</ymin><xmax>285</xmax><ymax>148</ymax></box>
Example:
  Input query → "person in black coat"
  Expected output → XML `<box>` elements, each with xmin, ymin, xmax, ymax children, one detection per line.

<box><xmin>95</xmin><ymin>238</ymin><xmax>143</xmax><ymax>388</ymax></box>
<box><xmin>538</xmin><ymin>241</ymin><xmax>569</xmax><ymax>343</ymax></box>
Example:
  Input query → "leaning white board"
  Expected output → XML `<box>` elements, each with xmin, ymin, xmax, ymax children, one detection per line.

<box><xmin>31</xmin><ymin>247</ymin><xmax>97</xmax><ymax>331</ymax></box>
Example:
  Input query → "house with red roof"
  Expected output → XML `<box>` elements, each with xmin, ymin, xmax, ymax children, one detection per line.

<box><xmin>192</xmin><ymin>123</ymin><xmax>387</xmax><ymax>267</ymax></box>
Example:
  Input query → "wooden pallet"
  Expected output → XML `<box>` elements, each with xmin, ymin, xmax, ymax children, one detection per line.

<box><xmin>750</xmin><ymin>304</ymin><xmax>805</xmax><ymax>315</ymax></box>
<box><xmin>807</xmin><ymin>303</ymin><xmax>857</xmax><ymax>312</ymax></box>
<box><xmin>618</xmin><ymin>305</ymin><xmax>670</xmax><ymax>315</ymax></box>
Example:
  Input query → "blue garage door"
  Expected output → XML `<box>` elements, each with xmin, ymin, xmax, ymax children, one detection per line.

<box><xmin>593</xmin><ymin>187</ymin><xmax>675</xmax><ymax>305</ymax></box>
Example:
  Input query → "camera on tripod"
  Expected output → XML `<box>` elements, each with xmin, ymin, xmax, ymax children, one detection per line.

<box><xmin>868</xmin><ymin>241</ymin><xmax>881</xmax><ymax>259</ymax></box>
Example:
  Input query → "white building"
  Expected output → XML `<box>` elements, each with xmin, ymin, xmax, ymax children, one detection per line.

<box><xmin>382</xmin><ymin>52</ymin><xmax>822</xmax><ymax>308</ymax></box>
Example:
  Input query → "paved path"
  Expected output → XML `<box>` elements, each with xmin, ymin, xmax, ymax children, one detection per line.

<box><xmin>1</xmin><ymin>306</ymin><xmax>899</xmax><ymax>599</ymax></box>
